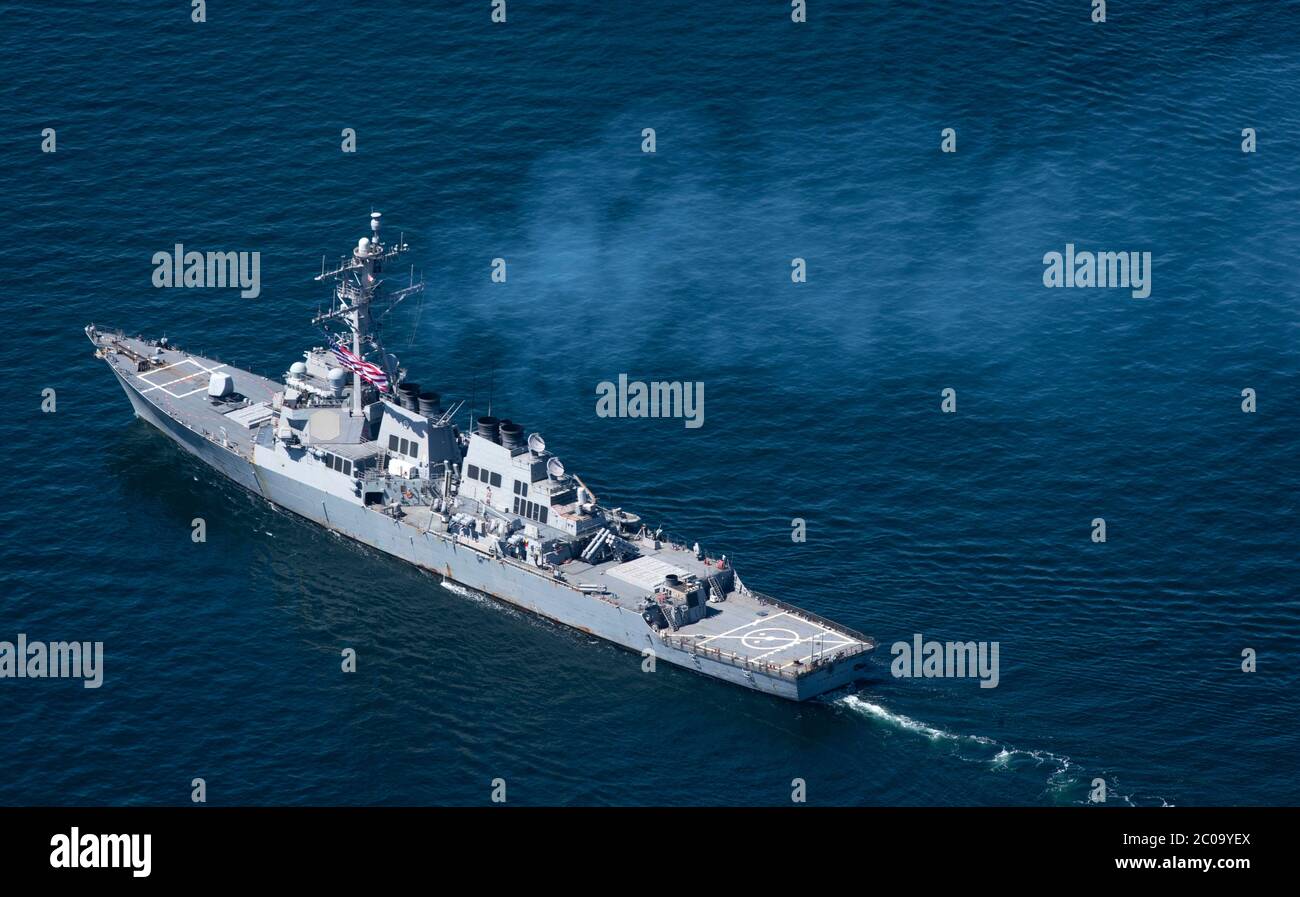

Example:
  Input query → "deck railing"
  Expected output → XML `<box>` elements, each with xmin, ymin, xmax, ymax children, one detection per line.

<box><xmin>659</xmin><ymin>620</ymin><xmax>873</xmax><ymax>682</ymax></box>
<box><xmin>749</xmin><ymin>590</ymin><xmax>875</xmax><ymax>648</ymax></box>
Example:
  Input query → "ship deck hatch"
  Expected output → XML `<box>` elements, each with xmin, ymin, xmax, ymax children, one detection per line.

<box><xmin>605</xmin><ymin>555</ymin><xmax>691</xmax><ymax>591</ymax></box>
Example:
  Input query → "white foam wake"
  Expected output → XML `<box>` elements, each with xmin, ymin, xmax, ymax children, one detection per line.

<box><xmin>838</xmin><ymin>694</ymin><xmax>1174</xmax><ymax>805</ymax></box>
<box><xmin>840</xmin><ymin>694</ymin><xmax>994</xmax><ymax>745</ymax></box>
<box><xmin>438</xmin><ymin>580</ymin><xmax>474</xmax><ymax>599</ymax></box>
<box><xmin>437</xmin><ymin>579</ymin><xmax>531</xmax><ymax>621</ymax></box>
<box><xmin>838</xmin><ymin>694</ymin><xmax>1082</xmax><ymax>800</ymax></box>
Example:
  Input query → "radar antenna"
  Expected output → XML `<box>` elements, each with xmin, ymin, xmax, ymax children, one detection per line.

<box><xmin>311</xmin><ymin>211</ymin><xmax>425</xmax><ymax>416</ymax></box>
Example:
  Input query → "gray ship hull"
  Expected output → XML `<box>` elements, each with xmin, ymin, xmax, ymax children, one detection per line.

<box><xmin>111</xmin><ymin>365</ymin><xmax>262</xmax><ymax>494</ymax></box>
<box><xmin>104</xmin><ymin>343</ymin><xmax>870</xmax><ymax>701</ymax></box>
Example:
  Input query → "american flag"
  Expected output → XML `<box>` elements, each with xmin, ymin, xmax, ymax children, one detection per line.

<box><xmin>330</xmin><ymin>340</ymin><xmax>389</xmax><ymax>392</ymax></box>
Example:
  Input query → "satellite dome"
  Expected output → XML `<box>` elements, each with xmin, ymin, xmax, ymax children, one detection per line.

<box><xmin>289</xmin><ymin>361</ymin><xmax>307</xmax><ymax>376</ymax></box>
<box><xmin>327</xmin><ymin>367</ymin><xmax>348</xmax><ymax>385</ymax></box>
<box><xmin>357</xmin><ymin>237</ymin><xmax>370</xmax><ymax>252</ymax></box>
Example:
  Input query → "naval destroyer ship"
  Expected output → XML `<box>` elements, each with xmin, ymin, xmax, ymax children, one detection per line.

<box><xmin>89</xmin><ymin>213</ymin><xmax>873</xmax><ymax>700</ymax></box>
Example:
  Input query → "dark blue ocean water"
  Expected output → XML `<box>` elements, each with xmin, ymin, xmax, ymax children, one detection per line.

<box><xmin>4</xmin><ymin>0</ymin><xmax>1298</xmax><ymax>806</ymax></box>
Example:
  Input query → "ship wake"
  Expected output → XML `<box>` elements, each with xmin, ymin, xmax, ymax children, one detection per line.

<box><xmin>836</xmin><ymin>694</ymin><xmax>1169</xmax><ymax>806</ymax></box>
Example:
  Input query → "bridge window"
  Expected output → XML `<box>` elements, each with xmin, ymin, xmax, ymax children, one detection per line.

<box><xmin>513</xmin><ymin>500</ymin><xmax>549</xmax><ymax>525</ymax></box>
<box><xmin>490</xmin><ymin>472</ymin><xmax>502</xmax><ymax>488</ymax></box>
<box><xmin>467</xmin><ymin>464</ymin><xmax>479</xmax><ymax>480</ymax></box>
<box><xmin>389</xmin><ymin>435</ymin><xmax>399</xmax><ymax>452</ymax></box>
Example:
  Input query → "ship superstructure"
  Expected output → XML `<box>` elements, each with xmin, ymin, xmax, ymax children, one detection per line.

<box><xmin>89</xmin><ymin>213</ymin><xmax>873</xmax><ymax>700</ymax></box>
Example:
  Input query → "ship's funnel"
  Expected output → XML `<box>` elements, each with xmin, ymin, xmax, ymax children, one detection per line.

<box><xmin>476</xmin><ymin>415</ymin><xmax>500</xmax><ymax>443</ymax></box>
<box><xmin>499</xmin><ymin>420</ymin><xmax>524</xmax><ymax>451</ymax></box>
<box><xmin>417</xmin><ymin>392</ymin><xmax>441</xmax><ymax>417</ymax></box>
<box><xmin>397</xmin><ymin>382</ymin><xmax>420</xmax><ymax>410</ymax></box>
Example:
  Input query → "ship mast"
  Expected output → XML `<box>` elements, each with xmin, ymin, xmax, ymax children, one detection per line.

<box><xmin>312</xmin><ymin>212</ymin><xmax>425</xmax><ymax>417</ymax></box>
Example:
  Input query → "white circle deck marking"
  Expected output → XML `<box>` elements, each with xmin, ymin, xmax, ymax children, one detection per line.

<box><xmin>741</xmin><ymin>627</ymin><xmax>800</xmax><ymax>652</ymax></box>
